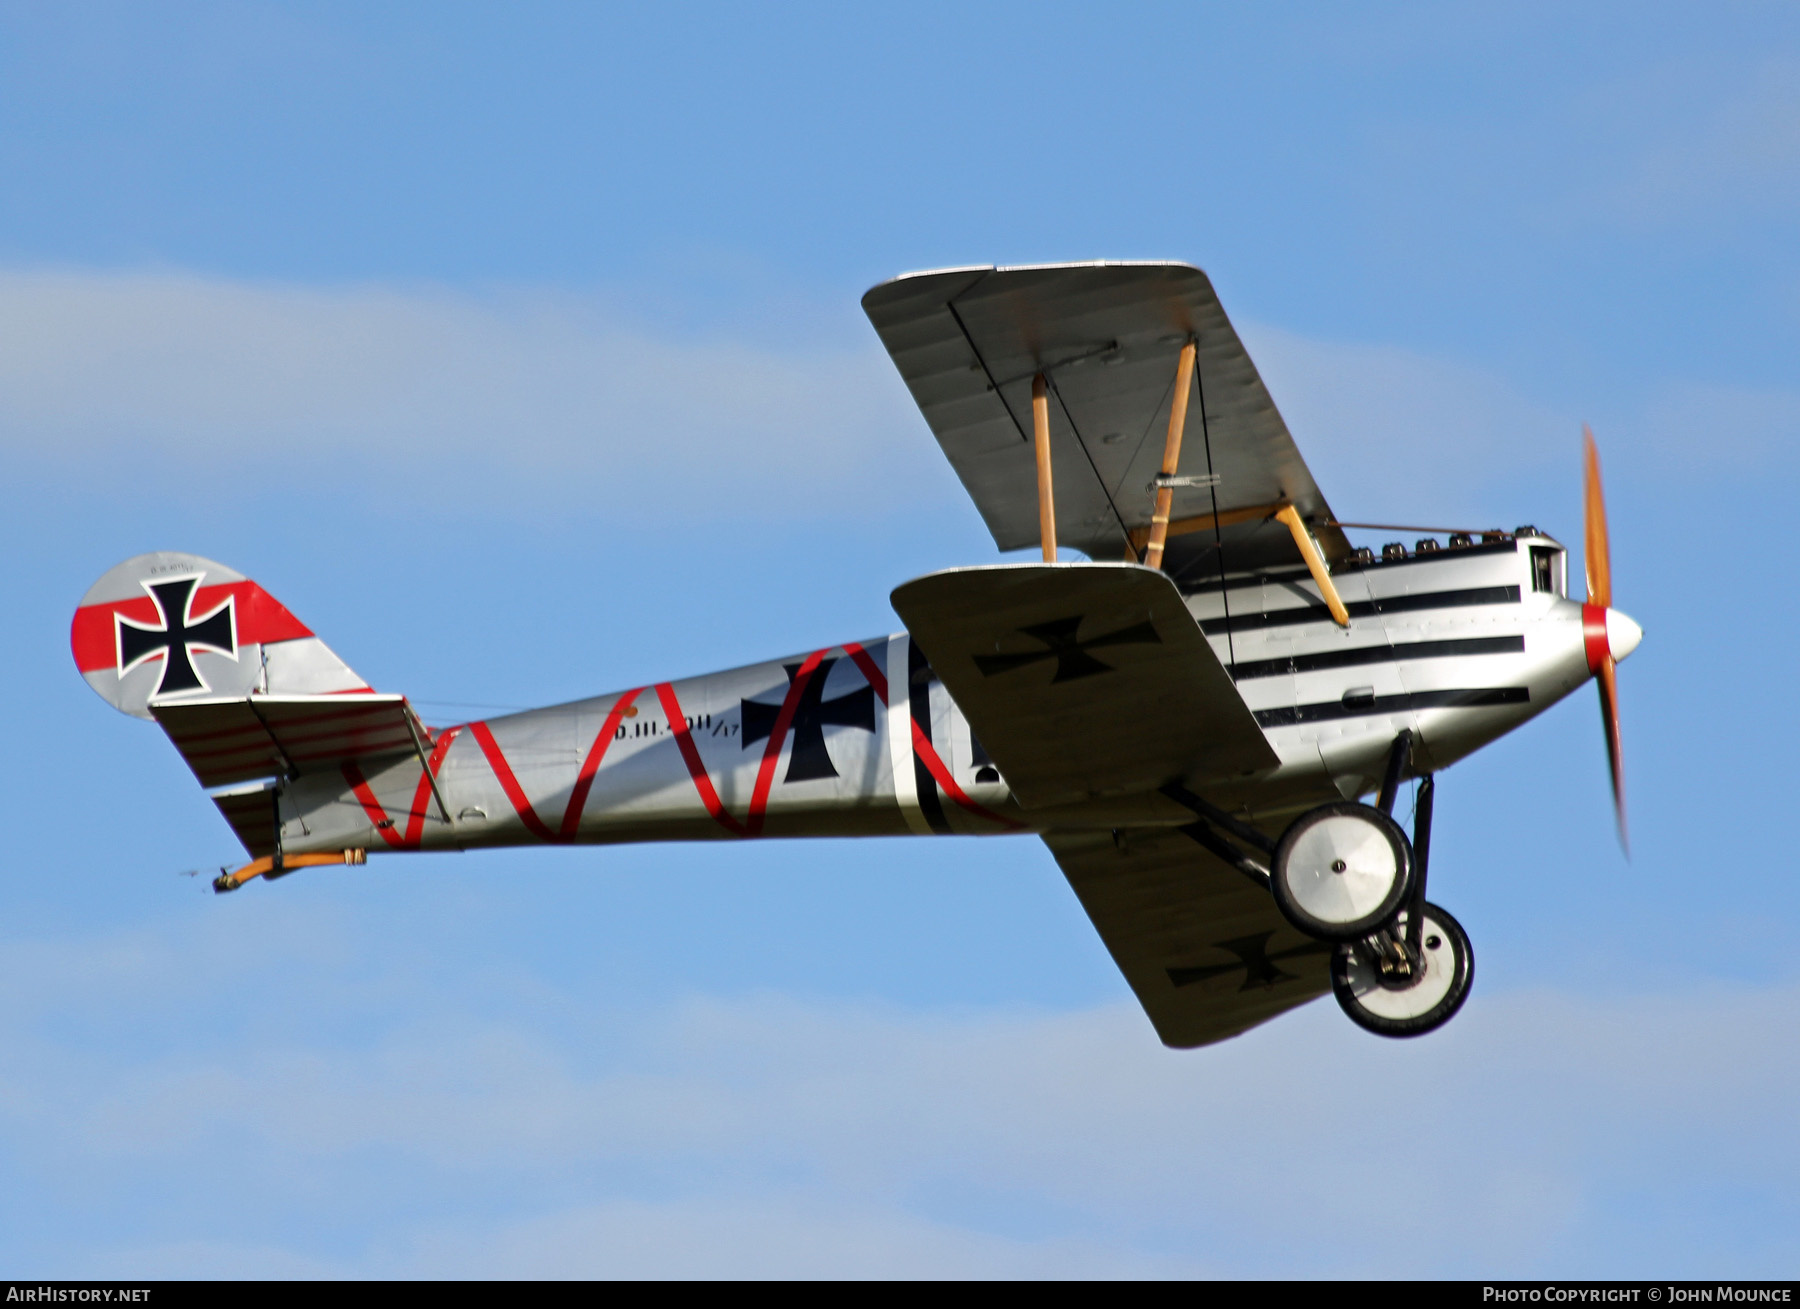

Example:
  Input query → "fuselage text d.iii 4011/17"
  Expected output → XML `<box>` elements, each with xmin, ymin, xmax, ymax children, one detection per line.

<box><xmin>71</xmin><ymin>262</ymin><xmax>1641</xmax><ymax>1050</ymax></box>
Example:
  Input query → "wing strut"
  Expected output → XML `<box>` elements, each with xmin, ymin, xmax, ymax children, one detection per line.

<box><xmin>1142</xmin><ymin>340</ymin><xmax>1197</xmax><ymax>570</ymax></box>
<box><xmin>1275</xmin><ymin>504</ymin><xmax>1350</xmax><ymax>627</ymax></box>
<box><xmin>1032</xmin><ymin>373</ymin><xmax>1056</xmax><ymax>561</ymax></box>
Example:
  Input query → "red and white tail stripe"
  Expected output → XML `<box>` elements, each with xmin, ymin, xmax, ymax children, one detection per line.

<box><xmin>73</xmin><ymin>551</ymin><xmax>370</xmax><ymax>720</ymax></box>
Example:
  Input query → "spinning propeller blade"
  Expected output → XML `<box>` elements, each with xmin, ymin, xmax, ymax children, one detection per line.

<box><xmin>1584</xmin><ymin>426</ymin><xmax>1611</xmax><ymax>610</ymax></box>
<box><xmin>1583</xmin><ymin>426</ymin><xmax>1633</xmax><ymax>851</ymax></box>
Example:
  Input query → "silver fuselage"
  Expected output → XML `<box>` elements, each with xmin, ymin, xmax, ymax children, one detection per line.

<box><xmin>274</xmin><ymin>536</ymin><xmax>1591</xmax><ymax>856</ymax></box>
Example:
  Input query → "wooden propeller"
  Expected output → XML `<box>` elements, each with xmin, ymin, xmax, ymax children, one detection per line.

<box><xmin>1584</xmin><ymin>425</ymin><xmax>1627</xmax><ymax>851</ymax></box>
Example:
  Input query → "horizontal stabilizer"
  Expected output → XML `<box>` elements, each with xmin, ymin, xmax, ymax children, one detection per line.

<box><xmin>151</xmin><ymin>694</ymin><xmax>422</xmax><ymax>789</ymax></box>
<box><xmin>891</xmin><ymin>563</ymin><xmax>1277</xmax><ymax>809</ymax></box>
<box><xmin>211</xmin><ymin>780</ymin><xmax>279</xmax><ymax>858</ymax></box>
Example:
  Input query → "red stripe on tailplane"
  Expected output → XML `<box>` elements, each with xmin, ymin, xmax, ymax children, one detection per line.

<box><xmin>158</xmin><ymin>702</ymin><xmax>396</xmax><ymax>747</ymax></box>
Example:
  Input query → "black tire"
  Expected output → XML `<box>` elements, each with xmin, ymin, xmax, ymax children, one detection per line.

<box><xmin>1270</xmin><ymin>802</ymin><xmax>1414</xmax><ymax>942</ymax></box>
<box><xmin>1332</xmin><ymin>901</ymin><xmax>1474</xmax><ymax>1038</ymax></box>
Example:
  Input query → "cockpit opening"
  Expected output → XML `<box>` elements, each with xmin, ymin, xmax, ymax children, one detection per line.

<box><xmin>1529</xmin><ymin>544</ymin><xmax>1565</xmax><ymax>596</ymax></box>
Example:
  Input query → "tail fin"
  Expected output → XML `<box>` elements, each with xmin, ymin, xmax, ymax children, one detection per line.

<box><xmin>71</xmin><ymin>552</ymin><xmax>371</xmax><ymax>719</ymax></box>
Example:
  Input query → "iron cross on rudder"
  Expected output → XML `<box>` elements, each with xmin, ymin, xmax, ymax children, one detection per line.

<box><xmin>741</xmin><ymin>657</ymin><xmax>876</xmax><ymax>782</ymax></box>
<box><xmin>116</xmin><ymin>576</ymin><xmax>237</xmax><ymax>696</ymax></box>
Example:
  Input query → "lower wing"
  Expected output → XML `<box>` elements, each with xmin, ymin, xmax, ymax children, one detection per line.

<box><xmin>1045</xmin><ymin>825</ymin><xmax>1329</xmax><ymax>1048</ymax></box>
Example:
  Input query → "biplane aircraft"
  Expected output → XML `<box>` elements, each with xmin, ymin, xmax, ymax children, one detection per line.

<box><xmin>72</xmin><ymin>262</ymin><xmax>1640</xmax><ymax>1047</ymax></box>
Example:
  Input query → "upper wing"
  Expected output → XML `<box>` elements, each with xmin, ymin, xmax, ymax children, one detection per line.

<box><xmin>862</xmin><ymin>262</ymin><xmax>1349</xmax><ymax>574</ymax></box>
<box><xmin>1045</xmin><ymin>824</ymin><xmax>1330</xmax><ymax>1048</ymax></box>
<box><xmin>891</xmin><ymin>562</ymin><xmax>1277</xmax><ymax>809</ymax></box>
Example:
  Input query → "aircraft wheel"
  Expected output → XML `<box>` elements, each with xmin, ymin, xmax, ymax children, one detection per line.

<box><xmin>1270</xmin><ymin>802</ymin><xmax>1414</xmax><ymax>941</ymax></box>
<box><xmin>1332</xmin><ymin>902</ymin><xmax>1474</xmax><ymax>1038</ymax></box>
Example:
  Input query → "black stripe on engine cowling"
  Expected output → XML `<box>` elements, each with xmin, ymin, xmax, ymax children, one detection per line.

<box><xmin>1254</xmin><ymin>686</ymin><xmax>1529</xmax><ymax>727</ymax></box>
<box><xmin>1229</xmin><ymin>635</ymin><xmax>1525</xmax><ymax>681</ymax></box>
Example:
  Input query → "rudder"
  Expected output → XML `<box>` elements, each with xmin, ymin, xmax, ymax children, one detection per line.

<box><xmin>71</xmin><ymin>551</ymin><xmax>371</xmax><ymax>719</ymax></box>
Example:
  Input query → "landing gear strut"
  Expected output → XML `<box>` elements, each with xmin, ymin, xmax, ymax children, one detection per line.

<box><xmin>1166</xmin><ymin>732</ymin><xmax>1476</xmax><ymax>1038</ymax></box>
<box><xmin>1316</xmin><ymin>735</ymin><xmax>1473</xmax><ymax>1037</ymax></box>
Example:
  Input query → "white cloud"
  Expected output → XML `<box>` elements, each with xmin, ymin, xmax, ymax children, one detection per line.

<box><xmin>0</xmin><ymin>267</ymin><xmax>939</xmax><ymax>516</ymax></box>
<box><xmin>5</xmin><ymin>913</ymin><xmax>1799</xmax><ymax>1278</ymax></box>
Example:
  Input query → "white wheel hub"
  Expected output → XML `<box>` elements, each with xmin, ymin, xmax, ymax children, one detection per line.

<box><xmin>1283</xmin><ymin>814</ymin><xmax>1403</xmax><ymax>926</ymax></box>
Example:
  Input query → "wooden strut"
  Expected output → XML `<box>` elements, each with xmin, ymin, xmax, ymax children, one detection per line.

<box><xmin>215</xmin><ymin>848</ymin><xmax>366</xmax><ymax>894</ymax></box>
<box><xmin>1274</xmin><ymin>503</ymin><xmax>1350</xmax><ymax>627</ymax></box>
<box><xmin>1127</xmin><ymin>500</ymin><xmax>1289</xmax><ymax>554</ymax></box>
<box><xmin>1142</xmin><ymin>340</ymin><xmax>1197</xmax><ymax>570</ymax></box>
<box><xmin>1032</xmin><ymin>373</ymin><xmax>1056</xmax><ymax>562</ymax></box>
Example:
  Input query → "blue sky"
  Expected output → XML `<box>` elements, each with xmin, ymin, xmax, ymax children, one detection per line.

<box><xmin>2</xmin><ymin>1</ymin><xmax>1798</xmax><ymax>1277</ymax></box>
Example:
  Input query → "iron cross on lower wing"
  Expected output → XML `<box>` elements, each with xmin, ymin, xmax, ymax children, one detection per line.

<box><xmin>1166</xmin><ymin>933</ymin><xmax>1333</xmax><ymax>993</ymax></box>
<box><xmin>972</xmin><ymin>614</ymin><xmax>1161</xmax><ymax>683</ymax></box>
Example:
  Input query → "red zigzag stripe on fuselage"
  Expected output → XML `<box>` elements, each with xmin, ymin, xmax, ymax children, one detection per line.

<box><xmin>451</xmin><ymin>642</ymin><xmax>1017</xmax><ymax>844</ymax></box>
<box><xmin>467</xmin><ymin>689</ymin><xmax>645</xmax><ymax>844</ymax></box>
<box><xmin>653</xmin><ymin>646</ymin><xmax>823</xmax><ymax>838</ymax></box>
<box><xmin>344</xmin><ymin>725</ymin><xmax>462</xmax><ymax>849</ymax></box>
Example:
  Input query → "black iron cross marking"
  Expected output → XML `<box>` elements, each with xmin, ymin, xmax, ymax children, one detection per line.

<box><xmin>741</xmin><ymin>656</ymin><xmax>876</xmax><ymax>783</ymax></box>
<box><xmin>116</xmin><ymin>576</ymin><xmax>237</xmax><ymax>698</ymax></box>
<box><xmin>1166</xmin><ymin>932</ymin><xmax>1332</xmax><ymax>992</ymax></box>
<box><xmin>973</xmin><ymin>615</ymin><xmax>1161</xmax><ymax>683</ymax></box>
